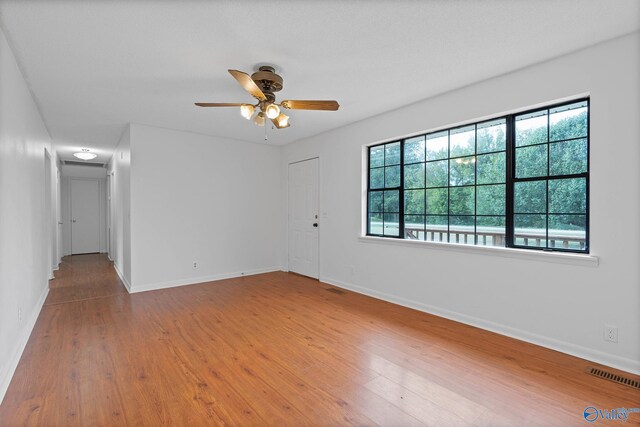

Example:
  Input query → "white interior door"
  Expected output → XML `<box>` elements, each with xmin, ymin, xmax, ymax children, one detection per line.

<box><xmin>71</xmin><ymin>179</ymin><xmax>100</xmax><ymax>254</ymax></box>
<box><xmin>288</xmin><ymin>158</ymin><xmax>319</xmax><ymax>279</ymax></box>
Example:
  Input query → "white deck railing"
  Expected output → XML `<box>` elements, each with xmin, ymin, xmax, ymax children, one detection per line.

<box><xmin>372</xmin><ymin>222</ymin><xmax>586</xmax><ymax>250</ymax></box>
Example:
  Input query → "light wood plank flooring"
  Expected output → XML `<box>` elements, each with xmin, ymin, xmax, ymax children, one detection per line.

<box><xmin>0</xmin><ymin>254</ymin><xmax>638</xmax><ymax>426</ymax></box>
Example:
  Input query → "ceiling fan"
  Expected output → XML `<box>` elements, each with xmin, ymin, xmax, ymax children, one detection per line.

<box><xmin>195</xmin><ymin>66</ymin><xmax>340</xmax><ymax>129</ymax></box>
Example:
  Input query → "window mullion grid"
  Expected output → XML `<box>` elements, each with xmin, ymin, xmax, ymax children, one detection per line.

<box><xmin>447</xmin><ymin>130</ymin><xmax>451</xmax><ymax>243</ymax></box>
<box><xmin>585</xmin><ymin>99</ymin><xmax>590</xmax><ymax>252</ymax></box>
<box><xmin>367</xmin><ymin>148</ymin><xmax>371</xmax><ymax>235</ymax></box>
<box><xmin>474</xmin><ymin>124</ymin><xmax>477</xmax><ymax>245</ymax></box>
<box><xmin>545</xmin><ymin>109</ymin><xmax>550</xmax><ymax>249</ymax></box>
<box><xmin>384</xmin><ymin>146</ymin><xmax>388</xmax><ymax>235</ymax></box>
<box><xmin>399</xmin><ymin>142</ymin><xmax>405</xmax><ymax>239</ymax></box>
<box><xmin>505</xmin><ymin>115</ymin><xmax>515</xmax><ymax>248</ymax></box>
<box><xmin>423</xmin><ymin>140</ymin><xmax>427</xmax><ymax>240</ymax></box>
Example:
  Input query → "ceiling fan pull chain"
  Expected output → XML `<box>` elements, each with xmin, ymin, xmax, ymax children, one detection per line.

<box><xmin>264</xmin><ymin>121</ymin><xmax>268</xmax><ymax>141</ymax></box>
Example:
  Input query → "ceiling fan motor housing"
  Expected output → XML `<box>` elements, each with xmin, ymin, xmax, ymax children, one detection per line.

<box><xmin>251</xmin><ymin>66</ymin><xmax>283</xmax><ymax>94</ymax></box>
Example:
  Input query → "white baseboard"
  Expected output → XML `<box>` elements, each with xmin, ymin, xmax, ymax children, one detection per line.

<box><xmin>113</xmin><ymin>263</ymin><xmax>131</xmax><ymax>292</ymax></box>
<box><xmin>129</xmin><ymin>266</ymin><xmax>282</xmax><ymax>294</ymax></box>
<box><xmin>322</xmin><ymin>276</ymin><xmax>640</xmax><ymax>376</ymax></box>
<box><xmin>0</xmin><ymin>283</ymin><xmax>49</xmax><ymax>405</ymax></box>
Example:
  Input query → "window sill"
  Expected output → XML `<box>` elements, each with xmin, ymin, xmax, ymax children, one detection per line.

<box><xmin>357</xmin><ymin>236</ymin><xmax>599</xmax><ymax>267</ymax></box>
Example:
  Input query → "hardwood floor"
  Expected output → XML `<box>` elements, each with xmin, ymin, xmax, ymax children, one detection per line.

<box><xmin>45</xmin><ymin>254</ymin><xmax>128</xmax><ymax>305</ymax></box>
<box><xmin>0</xmin><ymin>255</ymin><xmax>638</xmax><ymax>426</ymax></box>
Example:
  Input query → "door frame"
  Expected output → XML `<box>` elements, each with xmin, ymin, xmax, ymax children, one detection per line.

<box><xmin>108</xmin><ymin>170</ymin><xmax>115</xmax><ymax>261</ymax></box>
<box><xmin>106</xmin><ymin>172</ymin><xmax>111</xmax><ymax>260</ymax></box>
<box><xmin>44</xmin><ymin>149</ymin><xmax>54</xmax><ymax>279</ymax></box>
<box><xmin>56</xmin><ymin>163</ymin><xmax>63</xmax><ymax>267</ymax></box>
<box><xmin>287</xmin><ymin>156</ymin><xmax>320</xmax><ymax>279</ymax></box>
<box><xmin>69</xmin><ymin>177</ymin><xmax>105</xmax><ymax>255</ymax></box>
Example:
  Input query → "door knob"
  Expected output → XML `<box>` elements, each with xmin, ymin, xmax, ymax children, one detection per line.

<box><xmin>72</xmin><ymin>219</ymin><xmax>76</xmax><ymax>223</ymax></box>
<box><xmin>313</xmin><ymin>223</ymin><xmax>318</xmax><ymax>227</ymax></box>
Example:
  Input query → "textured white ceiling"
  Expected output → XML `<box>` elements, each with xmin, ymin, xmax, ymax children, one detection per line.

<box><xmin>0</xmin><ymin>0</ymin><xmax>638</xmax><ymax>162</ymax></box>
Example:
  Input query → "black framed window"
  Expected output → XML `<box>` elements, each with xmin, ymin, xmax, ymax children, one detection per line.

<box><xmin>512</xmin><ymin>100</ymin><xmax>589</xmax><ymax>251</ymax></box>
<box><xmin>368</xmin><ymin>142</ymin><xmax>401</xmax><ymax>237</ymax></box>
<box><xmin>366</xmin><ymin>99</ymin><xmax>589</xmax><ymax>253</ymax></box>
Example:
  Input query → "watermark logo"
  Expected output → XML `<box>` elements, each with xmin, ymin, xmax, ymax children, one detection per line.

<box><xmin>583</xmin><ymin>406</ymin><xmax>640</xmax><ymax>422</ymax></box>
<box><xmin>584</xmin><ymin>407</ymin><xmax>599</xmax><ymax>422</ymax></box>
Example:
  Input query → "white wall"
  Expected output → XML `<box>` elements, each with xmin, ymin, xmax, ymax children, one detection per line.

<box><xmin>127</xmin><ymin>124</ymin><xmax>282</xmax><ymax>292</ymax></box>
<box><xmin>108</xmin><ymin>126</ymin><xmax>132</xmax><ymax>289</ymax></box>
<box><xmin>0</xmin><ymin>27</ymin><xmax>54</xmax><ymax>402</ymax></box>
<box><xmin>60</xmin><ymin>164</ymin><xmax>108</xmax><ymax>255</ymax></box>
<box><xmin>282</xmin><ymin>32</ymin><xmax>640</xmax><ymax>374</ymax></box>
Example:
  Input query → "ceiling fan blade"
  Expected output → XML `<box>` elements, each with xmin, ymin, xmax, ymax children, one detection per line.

<box><xmin>195</xmin><ymin>103</ymin><xmax>245</xmax><ymax>107</ymax></box>
<box><xmin>280</xmin><ymin>100</ymin><xmax>340</xmax><ymax>111</ymax></box>
<box><xmin>271</xmin><ymin>118</ymin><xmax>290</xmax><ymax>129</ymax></box>
<box><xmin>228</xmin><ymin>69</ymin><xmax>267</xmax><ymax>101</ymax></box>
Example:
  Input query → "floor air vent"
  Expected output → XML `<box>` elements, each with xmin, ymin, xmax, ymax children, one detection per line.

<box><xmin>586</xmin><ymin>367</ymin><xmax>640</xmax><ymax>389</ymax></box>
<box><xmin>325</xmin><ymin>288</ymin><xmax>346</xmax><ymax>295</ymax></box>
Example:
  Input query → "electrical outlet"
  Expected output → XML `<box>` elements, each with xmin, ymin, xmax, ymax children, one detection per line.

<box><xmin>18</xmin><ymin>307</ymin><xmax>22</xmax><ymax>322</ymax></box>
<box><xmin>604</xmin><ymin>324</ymin><xmax>618</xmax><ymax>343</ymax></box>
<box><xmin>192</xmin><ymin>261</ymin><xmax>198</xmax><ymax>269</ymax></box>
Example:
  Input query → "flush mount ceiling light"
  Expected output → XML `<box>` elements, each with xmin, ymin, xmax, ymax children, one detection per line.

<box><xmin>195</xmin><ymin>65</ymin><xmax>340</xmax><ymax>129</ymax></box>
<box><xmin>73</xmin><ymin>148</ymin><xmax>97</xmax><ymax>160</ymax></box>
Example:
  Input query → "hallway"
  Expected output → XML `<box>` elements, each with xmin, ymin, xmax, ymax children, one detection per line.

<box><xmin>46</xmin><ymin>254</ymin><xmax>128</xmax><ymax>305</ymax></box>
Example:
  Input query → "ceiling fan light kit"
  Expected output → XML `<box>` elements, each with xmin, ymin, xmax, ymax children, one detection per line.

<box><xmin>275</xmin><ymin>112</ymin><xmax>289</xmax><ymax>128</ymax></box>
<box><xmin>240</xmin><ymin>104</ymin><xmax>254</xmax><ymax>119</ymax></box>
<box><xmin>253</xmin><ymin>112</ymin><xmax>266</xmax><ymax>127</ymax></box>
<box><xmin>265</xmin><ymin>103</ymin><xmax>280</xmax><ymax>119</ymax></box>
<box><xmin>195</xmin><ymin>65</ymin><xmax>339</xmax><ymax>130</ymax></box>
